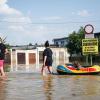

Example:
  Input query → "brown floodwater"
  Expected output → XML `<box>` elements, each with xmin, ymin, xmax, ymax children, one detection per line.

<box><xmin>0</xmin><ymin>72</ymin><xmax>100</xmax><ymax>100</ymax></box>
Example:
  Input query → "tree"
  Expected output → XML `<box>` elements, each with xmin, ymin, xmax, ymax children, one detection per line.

<box><xmin>29</xmin><ymin>43</ymin><xmax>33</xmax><ymax>46</ymax></box>
<box><xmin>66</xmin><ymin>27</ymin><xmax>84</xmax><ymax>55</ymax></box>
<box><xmin>0</xmin><ymin>36</ymin><xmax>7</xmax><ymax>43</ymax></box>
<box><xmin>0</xmin><ymin>36</ymin><xmax>11</xmax><ymax>50</ymax></box>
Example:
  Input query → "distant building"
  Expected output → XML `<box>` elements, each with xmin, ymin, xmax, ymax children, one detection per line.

<box><xmin>11</xmin><ymin>44</ymin><xmax>44</xmax><ymax>50</ymax></box>
<box><xmin>53</xmin><ymin>37</ymin><xmax>68</xmax><ymax>47</ymax></box>
<box><xmin>52</xmin><ymin>32</ymin><xmax>100</xmax><ymax>48</ymax></box>
<box><xmin>11</xmin><ymin>45</ymin><xmax>35</xmax><ymax>50</ymax></box>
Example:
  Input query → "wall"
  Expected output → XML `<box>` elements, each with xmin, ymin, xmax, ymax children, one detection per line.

<box><xmin>10</xmin><ymin>47</ymin><xmax>70</xmax><ymax>71</ymax></box>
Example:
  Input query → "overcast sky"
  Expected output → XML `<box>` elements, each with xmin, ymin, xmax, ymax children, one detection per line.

<box><xmin>0</xmin><ymin>0</ymin><xmax>100</xmax><ymax>45</ymax></box>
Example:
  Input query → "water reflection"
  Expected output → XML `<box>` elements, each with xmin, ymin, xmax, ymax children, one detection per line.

<box><xmin>42</xmin><ymin>75</ymin><xmax>100</xmax><ymax>100</ymax></box>
<box><xmin>1</xmin><ymin>73</ymin><xmax>100</xmax><ymax>100</ymax></box>
<box><xmin>0</xmin><ymin>78</ymin><xmax>6</xmax><ymax>100</ymax></box>
<box><xmin>42</xmin><ymin>75</ymin><xmax>53</xmax><ymax>100</ymax></box>
<box><xmin>70</xmin><ymin>75</ymin><xmax>100</xmax><ymax>96</ymax></box>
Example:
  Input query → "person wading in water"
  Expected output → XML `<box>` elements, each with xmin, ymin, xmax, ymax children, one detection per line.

<box><xmin>0</xmin><ymin>39</ymin><xmax>8</xmax><ymax>77</ymax></box>
<box><xmin>41</xmin><ymin>41</ymin><xmax>53</xmax><ymax>75</ymax></box>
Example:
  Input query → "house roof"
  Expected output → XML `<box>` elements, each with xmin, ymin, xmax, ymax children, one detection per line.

<box><xmin>53</xmin><ymin>37</ymin><xmax>68</xmax><ymax>41</ymax></box>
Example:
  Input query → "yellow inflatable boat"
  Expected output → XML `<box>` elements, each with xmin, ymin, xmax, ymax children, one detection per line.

<box><xmin>57</xmin><ymin>64</ymin><xmax>100</xmax><ymax>75</ymax></box>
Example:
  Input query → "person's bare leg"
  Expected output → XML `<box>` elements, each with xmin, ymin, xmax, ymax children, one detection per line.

<box><xmin>42</xmin><ymin>66</ymin><xmax>48</xmax><ymax>76</ymax></box>
<box><xmin>48</xmin><ymin>66</ymin><xmax>53</xmax><ymax>74</ymax></box>
<box><xmin>0</xmin><ymin>66</ymin><xmax>5</xmax><ymax>77</ymax></box>
<box><xmin>41</xmin><ymin>65</ymin><xmax>44</xmax><ymax>73</ymax></box>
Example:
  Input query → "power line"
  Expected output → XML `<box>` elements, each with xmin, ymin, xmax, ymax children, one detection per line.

<box><xmin>0</xmin><ymin>20</ymin><xmax>100</xmax><ymax>24</ymax></box>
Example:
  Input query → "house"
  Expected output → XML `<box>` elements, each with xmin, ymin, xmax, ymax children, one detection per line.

<box><xmin>10</xmin><ymin>46</ymin><xmax>70</xmax><ymax>71</ymax></box>
<box><xmin>5</xmin><ymin>44</ymin><xmax>70</xmax><ymax>71</ymax></box>
<box><xmin>53</xmin><ymin>37</ymin><xmax>68</xmax><ymax>47</ymax></box>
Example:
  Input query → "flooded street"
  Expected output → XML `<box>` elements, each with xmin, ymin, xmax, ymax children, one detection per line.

<box><xmin>1</xmin><ymin>72</ymin><xmax>100</xmax><ymax>100</ymax></box>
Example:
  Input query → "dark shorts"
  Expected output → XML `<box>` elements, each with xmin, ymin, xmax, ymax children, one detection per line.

<box><xmin>45</xmin><ymin>60</ymin><xmax>52</xmax><ymax>66</ymax></box>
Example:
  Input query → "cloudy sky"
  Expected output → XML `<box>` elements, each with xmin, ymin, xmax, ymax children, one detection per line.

<box><xmin>0</xmin><ymin>0</ymin><xmax>100</xmax><ymax>45</ymax></box>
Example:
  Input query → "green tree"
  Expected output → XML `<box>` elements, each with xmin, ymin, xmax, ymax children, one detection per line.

<box><xmin>29</xmin><ymin>43</ymin><xmax>33</xmax><ymax>46</ymax></box>
<box><xmin>66</xmin><ymin>27</ymin><xmax>84</xmax><ymax>55</ymax></box>
<box><xmin>5</xmin><ymin>43</ymin><xmax>11</xmax><ymax>50</ymax></box>
<box><xmin>0</xmin><ymin>36</ymin><xmax>11</xmax><ymax>50</ymax></box>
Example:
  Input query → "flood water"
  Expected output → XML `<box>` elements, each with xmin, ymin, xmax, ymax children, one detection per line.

<box><xmin>1</xmin><ymin>72</ymin><xmax>100</xmax><ymax>100</ymax></box>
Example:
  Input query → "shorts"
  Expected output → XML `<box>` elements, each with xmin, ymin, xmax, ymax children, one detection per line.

<box><xmin>45</xmin><ymin>60</ymin><xmax>52</xmax><ymax>66</ymax></box>
<box><xmin>0</xmin><ymin>60</ymin><xmax>4</xmax><ymax>68</ymax></box>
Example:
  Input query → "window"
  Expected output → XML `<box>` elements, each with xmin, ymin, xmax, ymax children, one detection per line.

<box><xmin>55</xmin><ymin>42</ymin><xmax>58</xmax><ymax>46</ymax></box>
<box><xmin>61</xmin><ymin>41</ymin><xmax>64</xmax><ymax>46</ymax></box>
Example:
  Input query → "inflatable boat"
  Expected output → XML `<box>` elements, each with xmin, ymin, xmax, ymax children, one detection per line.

<box><xmin>57</xmin><ymin>64</ymin><xmax>100</xmax><ymax>75</ymax></box>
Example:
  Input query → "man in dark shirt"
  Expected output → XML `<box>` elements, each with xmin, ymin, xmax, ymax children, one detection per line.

<box><xmin>41</xmin><ymin>41</ymin><xmax>53</xmax><ymax>74</ymax></box>
<box><xmin>0</xmin><ymin>42</ymin><xmax>7</xmax><ymax>77</ymax></box>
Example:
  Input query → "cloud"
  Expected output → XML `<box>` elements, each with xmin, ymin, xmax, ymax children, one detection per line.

<box><xmin>0</xmin><ymin>0</ymin><xmax>7</xmax><ymax>5</ymax></box>
<box><xmin>72</xmin><ymin>10</ymin><xmax>90</xmax><ymax>17</ymax></box>
<box><xmin>2</xmin><ymin>16</ymin><xmax>32</xmax><ymax>23</ymax></box>
<box><xmin>0</xmin><ymin>0</ymin><xmax>69</xmax><ymax>45</ymax></box>
<box><xmin>0</xmin><ymin>0</ymin><xmax>21</xmax><ymax>15</ymax></box>
<box><xmin>0</xmin><ymin>0</ymin><xmax>32</xmax><ymax>32</ymax></box>
<box><xmin>0</xmin><ymin>0</ymin><xmax>33</xmax><ymax>44</ymax></box>
<box><xmin>9</xmin><ymin>25</ymin><xmax>24</xmax><ymax>31</ymax></box>
<box><xmin>77</xmin><ymin>10</ymin><xmax>90</xmax><ymax>17</ymax></box>
<box><xmin>42</xmin><ymin>16</ymin><xmax>62</xmax><ymax>21</ymax></box>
